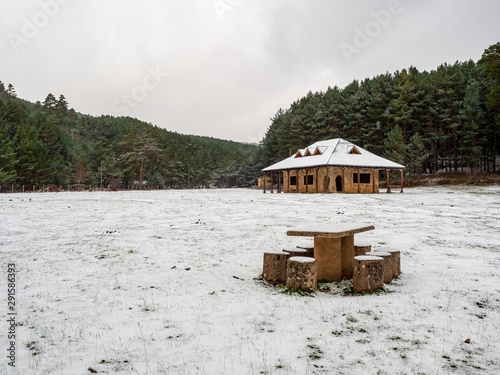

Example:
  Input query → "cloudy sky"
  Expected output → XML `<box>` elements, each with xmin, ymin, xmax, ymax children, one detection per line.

<box><xmin>1</xmin><ymin>1</ymin><xmax>499</xmax><ymax>143</ymax></box>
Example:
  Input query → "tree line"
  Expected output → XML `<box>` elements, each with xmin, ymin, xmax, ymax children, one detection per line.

<box><xmin>260</xmin><ymin>43</ymin><xmax>500</xmax><ymax>176</ymax></box>
<box><xmin>0</xmin><ymin>84</ymin><xmax>261</xmax><ymax>191</ymax></box>
<box><xmin>2</xmin><ymin>43</ymin><xmax>499</xmax><ymax>191</ymax></box>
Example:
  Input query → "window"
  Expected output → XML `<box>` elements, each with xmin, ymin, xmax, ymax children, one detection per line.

<box><xmin>290</xmin><ymin>176</ymin><xmax>297</xmax><ymax>186</ymax></box>
<box><xmin>360</xmin><ymin>173</ymin><xmax>371</xmax><ymax>184</ymax></box>
<box><xmin>349</xmin><ymin>146</ymin><xmax>361</xmax><ymax>154</ymax></box>
<box><xmin>303</xmin><ymin>175</ymin><xmax>314</xmax><ymax>185</ymax></box>
<box><xmin>354</xmin><ymin>173</ymin><xmax>371</xmax><ymax>184</ymax></box>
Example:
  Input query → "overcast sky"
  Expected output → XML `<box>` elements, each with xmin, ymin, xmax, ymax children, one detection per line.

<box><xmin>1</xmin><ymin>1</ymin><xmax>499</xmax><ymax>143</ymax></box>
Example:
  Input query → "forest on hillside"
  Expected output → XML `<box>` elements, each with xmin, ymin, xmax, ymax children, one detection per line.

<box><xmin>0</xmin><ymin>86</ymin><xmax>261</xmax><ymax>192</ymax></box>
<box><xmin>260</xmin><ymin>43</ymin><xmax>500</xmax><ymax>176</ymax></box>
<box><xmin>1</xmin><ymin>43</ymin><xmax>499</xmax><ymax>192</ymax></box>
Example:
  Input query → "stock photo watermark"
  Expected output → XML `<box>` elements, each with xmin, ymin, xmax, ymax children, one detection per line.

<box><xmin>7</xmin><ymin>0</ymin><xmax>72</xmax><ymax>54</ymax></box>
<box><xmin>213</xmin><ymin>0</ymin><xmax>244</xmax><ymax>21</ymax></box>
<box><xmin>340</xmin><ymin>0</ymin><xmax>403</xmax><ymax>63</ymax></box>
<box><xmin>111</xmin><ymin>65</ymin><xmax>169</xmax><ymax>117</ymax></box>
<box><xmin>6</xmin><ymin>263</ymin><xmax>17</xmax><ymax>369</ymax></box>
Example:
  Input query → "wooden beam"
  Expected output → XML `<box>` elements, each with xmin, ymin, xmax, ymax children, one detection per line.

<box><xmin>386</xmin><ymin>170</ymin><xmax>391</xmax><ymax>193</ymax></box>
<box><xmin>341</xmin><ymin>168</ymin><xmax>345</xmax><ymax>193</ymax></box>
<box><xmin>305</xmin><ymin>169</ymin><xmax>308</xmax><ymax>193</ymax></box>
<box><xmin>357</xmin><ymin>169</ymin><xmax>360</xmax><ymax>193</ymax></box>
<box><xmin>270</xmin><ymin>172</ymin><xmax>274</xmax><ymax>193</ymax></box>
<box><xmin>277</xmin><ymin>171</ymin><xmax>281</xmax><ymax>193</ymax></box>
<box><xmin>263</xmin><ymin>172</ymin><xmax>266</xmax><ymax>194</ymax></box>
<box><xmin>372</xmin><ymin>169</ymin><xmax>375</xmax><ymax>193</ymax></box>
<box><xmin>315</xmin><ymin>168</ymin><xmax>318</xmax><ymax>193</ymax></box>
<box><xmin>400</xmin><ymin>169</ymin><xmax>404</xmax><ymax>193</ymax></box>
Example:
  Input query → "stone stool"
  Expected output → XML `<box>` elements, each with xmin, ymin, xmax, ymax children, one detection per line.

<box><xmin>353</xmin><ymin>255</ymin><xmax>384</xmax><ymax>292</ymax></box>
<box><xmin>286</xmin><ymin>257</ymin><xmax>317</xmax><ymax>291</ymax></box>
<box><xmin>354</xmin><ymin>241</ymin><xmax>371</xmax><ymax>256</ymax></box>
<box><xmin>263</xmin><ymin>251</ymin><xmax>290</xmax><ymax>284</ymax></box>
<box><xmin>365</xmin><ymin>251</ymin><xmax>393</xmax><ymax>283</ymax></box>
<box><xmin>296</xmin><ymin>244</ymin><xmax>314</xmax><ymax>257</ymax></box>
<box><xmin>283</xmin><ymin>247</ymin><xmax>309</xmax><ymax>258</ymax></box>
<box><xmin>376</xmin><ymin>247</ymin><xmax>401</xmax><ymax>277</ymax></box>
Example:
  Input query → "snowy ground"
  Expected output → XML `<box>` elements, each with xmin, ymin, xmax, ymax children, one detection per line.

<box><xmin>1</xmin><ymin>186</ymin><xmax>499</xmax><ymax>375</ymax></box>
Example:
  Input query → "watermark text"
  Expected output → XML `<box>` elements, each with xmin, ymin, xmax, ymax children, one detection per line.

<box><xmin>6</xmin><ymin>263</ymin><xmax>17</xmax><ymax>368</ymax></box>
<box><xmin>340</xmin><ymin>0</ymin><xmax>403</xmax><ymax>63</ymax></box>
<box><xmin>8</xmin><ymin>0</ymin><xmax>72</xmax><ymax>54</ymax></box>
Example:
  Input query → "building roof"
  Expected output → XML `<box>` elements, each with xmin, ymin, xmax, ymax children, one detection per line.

<box><xmin>262</xmin><ymin>138</ymin><xmax>404</xmax><ymax>172</ymax></box>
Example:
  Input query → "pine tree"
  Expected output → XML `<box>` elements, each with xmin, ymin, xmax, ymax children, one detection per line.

<box><xmin>0</xmin><ymin>127</ymin><xmax>17</xmax><ymax>184</ymax></box>
<box><xmin>13</xmin><ymin>123</ymin><xmax>51</xmax><ymax>185</ymax></box>
<box><xmin>406</xmin><ymin>133</ymin><xmax>427</xmax><ymax>175</ymax></box>
<box><xmin>55</xmin><ymin>94</ymin><xmax>69</xmax><ymax>122</ymax></box>
<box><xmin>6</xmin><ymin>84</ymin><xmax>17</xmax><ymax>98</ymax></box>
<box><xmin>42</xmin><ymin>93</ymin><xmax>57</xmax><ymax>117</ymax></box>
<box><xmin>384</xmin><ymin>125</ymin><xmax>405</xmax><ymax>165</ymax></box>
<box><xmin>459</xmin><ymin>80</ymin><xmax>482</xmax><ymax>173</ymax></box>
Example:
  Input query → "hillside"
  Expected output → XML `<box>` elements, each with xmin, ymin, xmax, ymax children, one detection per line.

<box><xmin>260</xmin><ymin>43</ymin><xmax>500</xmax><ymax>176</ymax></box>
<box><xmin>0</xmin><ymin>85</ymin><xmax>261</xmax><ymax>191</ymax></box>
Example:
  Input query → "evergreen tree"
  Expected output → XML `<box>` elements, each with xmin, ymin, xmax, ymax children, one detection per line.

<box><xmin>0</xmin><ymin>127</ymin><xmax>17</xmax><ymax>184</ymax></box>
<box><xmin>459</xmin><ymin>80</ymin><xmax>482</xmax><ymax>173</ymax></box>
<box><xmin>55</xmin><ymin>94</ymin><xmax>69</xmax><ymax>122</ymax></box>
<box><xmin>384</xmin><ymin>125</ymin><xmax>405</xmax><ymax>165</ymax></box>
<box><xmin>42</xmin><ymin>93</ymin><xmax>57</xmax><ymax>117</ymax></box>
<box><xmin>406</xmin><ymin>133</ymin><xmax>427</xmax><ymax>175</ymax></box>
<box><xmin>6</xmin><ymin>84</ymin><xmax>16</xmax><ymax>97</ymax></box>
<box><xmin>13</xmin><ymin>124</ymin><xmax>51</xmax><ymax>185</ymax></box>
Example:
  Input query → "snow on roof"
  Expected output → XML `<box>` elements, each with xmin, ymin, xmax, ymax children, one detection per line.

<box><xmin>262</xmin><ymin>138</ymin><xmax>404</xmax><ymax>172</ymax></box>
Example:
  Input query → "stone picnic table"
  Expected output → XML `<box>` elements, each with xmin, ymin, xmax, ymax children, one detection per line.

<box><xmin>287</xmin><ymin>223</ymin><xmax>375</xmax><ymax>282</ymax></box>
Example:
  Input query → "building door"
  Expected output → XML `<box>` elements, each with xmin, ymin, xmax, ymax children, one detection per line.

<box><xmin>323</xmin><ymin>176</ymin><xmax>330</xmax><ymax>192</ymax></box>
<box><xmin>335</xmin><ymin>176</ymin><xmax>342</xmax><ymax>192</ymax></box>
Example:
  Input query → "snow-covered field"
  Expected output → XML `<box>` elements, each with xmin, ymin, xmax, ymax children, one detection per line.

<box><xmin>1</xmin><ymin>186</ymin><xmax>499</xmax><ymax>375</ymax></box>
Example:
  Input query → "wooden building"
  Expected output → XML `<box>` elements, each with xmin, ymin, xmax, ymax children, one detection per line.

<box><xmin>257</xmin><ymin>176</ymin><xmax>272</xmax><ymax>189</ymax></box>
<box><xmin>262</xmin><ymin>138</ymin><xmax>404</xmax><ymax>194</ymax></box>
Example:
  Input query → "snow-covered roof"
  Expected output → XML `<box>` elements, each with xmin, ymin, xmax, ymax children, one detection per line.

<box><xmin>262</xmin><ymin>138</ymin><xmax>404</xmax><ymax>172</ymax></box>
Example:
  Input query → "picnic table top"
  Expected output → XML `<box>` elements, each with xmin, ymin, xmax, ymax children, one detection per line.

<box><xmin>286</xmin><ymin>223</ymin><xmax>375</xmax><ymax>239</ymax></box>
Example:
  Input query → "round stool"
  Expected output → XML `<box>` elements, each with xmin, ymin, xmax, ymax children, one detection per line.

<box><xmin>353</xmin><ymin>255</ymin><xmax>384</xmax><ymax>292</ymax></box>
<box><xmin>283</xmin><ymin>247</ymin><xmax>309</xmax><ymax>258</ymax></box>
<box><xmin>296</xmin><ymin>244</ymin><xmax>314</xmax><ymax>257</ymax></box>
<box><xmin>263</xmin><ymin>251</ymin><xmax>289</xmax><ymax>284</ymax></box>
<box><xmin>376</xmin><ymin>247</ymin><xmax>400</xmax><ymax>277</ymax></box>
<box><xmin>365</xmin><ymin>251</ymin><xmax>393</xmax><ymax>283</ymax></box>
<box><xmin>354</xmin><ymin>241</ymin><xmax>371</xmax><ymax>256</ymax></box>
<box><xmin>286</xmin><ymin>257</ymin><xmax>317</xmax><ymax>290</ymax></box>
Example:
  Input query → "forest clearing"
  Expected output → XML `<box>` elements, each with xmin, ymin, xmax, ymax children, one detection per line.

<box><xmin>1</xmin><ymin>186</ymin><xmax>499</xmax><ymax>374</ymax></box>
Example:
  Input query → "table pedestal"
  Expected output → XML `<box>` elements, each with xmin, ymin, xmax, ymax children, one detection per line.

<box><xmin>314</xmin><ymin>234</ymin><xmax>354</xmax><ymax>282</ymax></box>
<box><xmin>341</xmin><ymin>234</ymin><xmax>354</xmax><ymax>280</ymax></box>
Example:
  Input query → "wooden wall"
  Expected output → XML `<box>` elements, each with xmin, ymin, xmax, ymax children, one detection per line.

<box><xmin>282</xmin><ymin>167</ymin><xmax>379</xmax><ymax>193</ymax></box>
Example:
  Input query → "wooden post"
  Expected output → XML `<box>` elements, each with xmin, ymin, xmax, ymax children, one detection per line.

<box><xmin>263</xmin><ymin>173</ymin><xmax>266</xmax><ymax>194</ymax></box>
<box><xmin>400</xmin><ymin>169</ymin><xmax>404</xmax><ymax>193</ymax></box>
<box><xmin>277</xmin><ymin>171</ymin><xmax>281</xmax><ymax>193</ymax></box>
<box><xmin>372</xmin><ymin>170</ymin><xmax>375</xmax><ymax>193</ymax></box>
<box><xmin>270</xmin><ymin>172</ymin><xmax>274</xmax><ymax>193</ymax></box>
<box><xmin>341</xmin><ymin>168</ymin><xmax>345</xmax><ymax>193</ymax></box>
<box><xmin>22</xmin><ymin>185</ymin><xmax>25</xmax><ymax>192</ymax></box>
<box><xmin>315</xmin><ymin>168</ymin><xmax>318</xmax><ymax>192</ymax></box>
<box><xmin>296</xmin><ymin>169</ymin><xmax>299</xmax><ymax>193</ymax></box>
<box><xmin>305</xmin><ymin>169</ymin><xmax>308</xmax><ymax>193</ymax></box>
<box><xmin>357</xmin><ymin>169</ymin><xmax>360</xmax><ymax>193</ymax></box>
<box><xmin>386</xmin><ymin>170</ymin><xmax>391</xmax><ymax>193</ymax></box>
